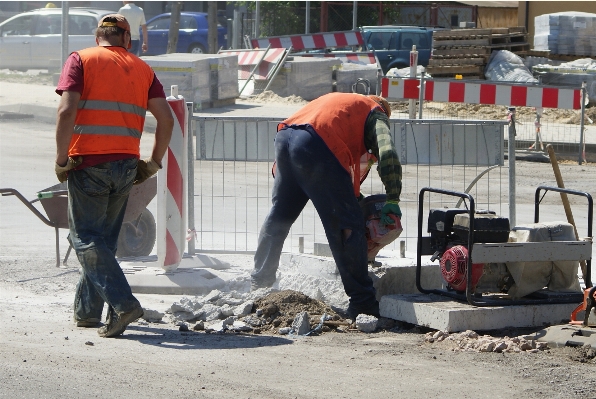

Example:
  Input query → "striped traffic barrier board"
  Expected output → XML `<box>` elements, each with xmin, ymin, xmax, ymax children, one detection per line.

<box><xmin>251</xmin><ymin>30</ymin><xmax>363</xmax><ymax>51</ymax></box>
<box><xmin>157</xmin><ymin>91</ymin><xmax>188</xmax><ymax>272</ymax></box>
<box><xmin>381</xmin><ymin>78</ymin><xmax>582</xmax><ymax>110</ymax></box>
<box><xmin>294</xmin><ymin>51</ymin><xmax>376</xmax><ymax>65</ymax></box>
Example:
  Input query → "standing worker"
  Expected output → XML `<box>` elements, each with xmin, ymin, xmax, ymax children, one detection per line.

<box><xmin>54</xmin><ymin>14</ymin><xmax>174</xmax><ymax>337</ymax></box>
<box><xmin>118</xmin><ymin>1</ymin><xmax>148</xmax><ymax>55</ymax></box>
<box><xmin>251</xmin><ymin>93</ymin><xmax>402</xmax><ymax>319</ymax></box>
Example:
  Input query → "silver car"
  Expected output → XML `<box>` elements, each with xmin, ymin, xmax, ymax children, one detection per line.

<box><xmin>0</xmin><ymin>7</ymin><xmax>114</xmax><ymax>71</ymax></box>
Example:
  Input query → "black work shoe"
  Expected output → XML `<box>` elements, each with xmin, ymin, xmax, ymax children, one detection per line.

<box><xmin>97</xmin><ymin>307</ymin><xmax>143</xmax><ymax>338</ymax></box>
<box><xmin>75</xmin><ymin>318</ymin><xmax>102</xmax><ymax>327</ymax></box>
<box><xmin>347</xmin><ymin>301</ymin><xmax>380</xmax><ymax>320</ymax></box>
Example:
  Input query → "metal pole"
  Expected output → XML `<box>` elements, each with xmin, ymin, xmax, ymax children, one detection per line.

<box><xmin>61</xmin><ymin>2</ymin><xmax>69</xmax><ymax>70</ymax></box>
<box><xmin>232</xmin><ymin>9</ymin><xmax>239</xmax><ymax>49</ymax></box>
<box><xmin>579</xmin><ymin>81</ymin><xmax>587</xmax><ymax>165</ymax></box>
<box><xmin>508</xmin><ymin>107</ymin><xmax>517</xmax><ymax>228</ymax></box>
<box><xmin>255</xmin><ymin>1</ymin><xmax>260</xmax><ymax>38</ymax></box>
<box><xmin>352</xmin><ymin>1</ymin><xmax>358</xmax><ymax>31</ymax></box>
<box><xmin>408</xmin><ymin>45</ymin><xmax>418</xmax><ymax>119</ymax></box>
<box><xmin>186</xmin><ymin>102</ymin><xmax>195</xmax><ymax>255</ymax></box>
<box><xmin>534</xmin><ymin>107</ymin><xmax>541</xmax><ymax>151</ymax></box>
<box><xmin>418</xmin><ymin>72</ymin><xmax>424</xmax><ymax>119</ymax></box>
<box><xmin>305</xmin><ymin>1</ymin><xmax>311</xmax><ymax>34</ymax></box>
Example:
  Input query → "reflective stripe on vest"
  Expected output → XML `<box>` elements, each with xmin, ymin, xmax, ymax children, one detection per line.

<box><xmin>279</xmin><ymin>93</ymin><xmax>381</xmax><ymax>196</ymax></box>
<box><xmin>69</xmin><ymin>46</ymin><xmax>154</xmax><ymax>157</ymax></box>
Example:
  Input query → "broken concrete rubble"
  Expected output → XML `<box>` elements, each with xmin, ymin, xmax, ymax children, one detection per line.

<box><xmin>291</xmin><ymin>311</ymin><xmax>311</xmax><ymax>335</ymax></box>
<box><xmin>424</xmin><ymin>329</ymin><xmax>549</xmax><ymax>353</ymax></box>
<box><xmin>355</xmin><ymin>314</ymin><xmax>378</xmax><ymax>333</ymax></box>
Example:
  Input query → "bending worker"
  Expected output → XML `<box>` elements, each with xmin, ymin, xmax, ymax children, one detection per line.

<box><xmin>54</xmin><ymin>14</ymin><xmax>174</xmax><ymax>337</ymax></box>
<box><xmin>251</xmin><ymin>93</ymin><xmax>402</xmax><ymax>319</ymax></box>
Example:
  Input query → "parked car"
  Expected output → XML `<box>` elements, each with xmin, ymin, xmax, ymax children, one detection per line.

<box><xmin>0</xmin><ymin>7</ymin><xmax>114</xmax><ymax>71</ymax></box>
<box><xmin>143</xmin><ymin>12</ymin><xmax>227</xmax><ymax>55</ymax></box>
<box><xmin>361</xmin><ymin>26</ymin><xmax>435</xmax><ymax>74</ymax></box>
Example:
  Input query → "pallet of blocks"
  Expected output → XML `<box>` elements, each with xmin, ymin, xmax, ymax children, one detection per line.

<box><xmin>428</xmin><ymin>27</ymin><xmax>530</xmax><ymax>79</ymax></box>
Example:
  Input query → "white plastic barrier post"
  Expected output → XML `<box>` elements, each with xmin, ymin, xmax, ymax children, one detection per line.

<box><xmin>156</xmin><ymin>85</ymin><xmax>188</xmax><ymax>272</ymax></box>
<box><xmin>408</xmin><ymin>44</ymin><xmax>418</xmax><ymax>119</ymax></box>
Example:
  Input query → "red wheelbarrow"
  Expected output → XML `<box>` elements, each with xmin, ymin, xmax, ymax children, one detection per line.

<box><xmin>0</xmin><ymin>177</ymin><xmax>157</xmax><ymax>267</ymax></box>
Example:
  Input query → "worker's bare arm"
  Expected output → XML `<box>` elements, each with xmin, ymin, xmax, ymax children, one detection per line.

<box><xmin>147</xmin><ymin>97</ymin><xmax>174</xmax><ymax>165</ymax></box>
<box><xmin>55</xmin><ymin>90</ymin><xmax>80</xmax><ymax>166</ymax></box>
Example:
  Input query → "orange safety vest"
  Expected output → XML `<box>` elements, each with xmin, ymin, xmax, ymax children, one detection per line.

<box><xmin>278</xmin><ymin>93</ymin><xmax>383</xmax><ymax>197</ymax></box>
<box><xmin>68</xmin><ymin>46</ymin><xmax>155</xmax><ymax>157</ymax></box>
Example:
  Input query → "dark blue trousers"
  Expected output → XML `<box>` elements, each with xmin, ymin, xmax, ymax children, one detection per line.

<box><xmin>252</xmin><ymin>126</ymin><xmax>377</xmax><ymax>310</ymax></box>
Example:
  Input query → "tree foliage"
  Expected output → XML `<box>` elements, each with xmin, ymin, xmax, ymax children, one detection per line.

<box><xmin>235</xmin><ymin>1</ymin><xmax>401</xmax><ymax>37</ymax></box>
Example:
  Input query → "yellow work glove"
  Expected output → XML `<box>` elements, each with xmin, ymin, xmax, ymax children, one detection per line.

<box><xmin>134</xmin><ymin>157</ymin><xmax>161</xmax><ymax>185</ymax></box>
<box><xmin>55</xmin><ymin>156</ymin><xmax>82</xmax><ymax>183</ymax></box>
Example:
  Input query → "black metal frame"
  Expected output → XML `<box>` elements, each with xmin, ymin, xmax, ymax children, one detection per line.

<box><xmin>416</xmin><ymin>186</ymin><xmax>593</xmax><ymax>306</ymax></box>
<box><xmin>535</xmin><ymin>185</ymin><xmax>593</xmax><ymax>288</ymax></box>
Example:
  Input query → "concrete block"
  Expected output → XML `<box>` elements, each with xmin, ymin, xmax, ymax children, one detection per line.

<box><xmin>234</xmin><ymin>301</ymin><xmax>254</xmax><ymax>317</ymax></box>
<box><xmin>373</xmin><ymin>262</ymin><xmax>444</xmax><ymax>297</ymax></box>
<box><xmin>120</xmin><ymin>255</ymin><xmax>235</xmax><ymax>295</ymax></box>
<box><xmin>313</xmin><ymin>242</ymin><xmax>332</xmax><ymax>257</ymax></box>
<box><xmin>263</xmin><ymin>57</ymin><xmax>340</xmax><ymax>100</ymax></box>
<box><xmin>355</xmin><ymin>314</ymin><xmax>378</xmax><ymax>333</ymax></box>
<box><xmin>292</xmin><ymin>311</ymin><xmax>311</xmax><ymax>335</ymax></box>
<box><xmin>230</xmin><ymin>320</ymin><xmax>252</xmax><ymax>332</ymax></box>
<box><xmin>142</xmin><ymin>308</ymin><xmax>164</xmax><ymax>322</ymax></box>
<box><xmin>380</xmin><ymin>294</ymin><xmax>578</xmax><ymax>332</ymax></box>
<box><xmin>334</xmin><ymin>63</ymin><xmax>378</xmax><ymax>94</ymax></box>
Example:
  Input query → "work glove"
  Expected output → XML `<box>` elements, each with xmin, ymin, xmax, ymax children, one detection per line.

<box><xmin>134</xmin><ymin>157</ymin><xmax>161</xmax><ymax>185</ymax></box>
<box><xmin>380</xmin><ymin>200</ymin><xmax>402</xmax><ymax>226</ymax></box>
<box><xmin>55</xmin><ymin>156</ymin><xmax>82</xmax><ymax>183</ymax></box>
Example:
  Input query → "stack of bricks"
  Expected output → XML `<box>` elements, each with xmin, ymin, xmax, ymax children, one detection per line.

<box><xmin>427</xmin><ymin>27</ymin><xmax>530</xmax><ymax>79</ymax></box>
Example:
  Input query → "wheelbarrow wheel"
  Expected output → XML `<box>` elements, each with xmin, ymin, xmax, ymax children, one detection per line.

<box><xmin>116</xmin><ymin>208</ymin><xmax>156</xmax><ymax>258</ymax></box>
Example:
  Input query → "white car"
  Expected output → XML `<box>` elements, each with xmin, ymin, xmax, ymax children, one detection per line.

<box><xmin>0</xmin><ymin>7</ymin><xmax>114</xmax><ymax>71</ymax></box>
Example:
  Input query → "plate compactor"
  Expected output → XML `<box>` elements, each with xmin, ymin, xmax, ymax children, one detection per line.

<box><xmin>427</xmin><ymin>208</ymin><xmax>512</xmax><ymax>294</ymax></box>
<box><xmin>417</xmin><ymin>186</ymin><xmax>593</xmax><ymax>321</ymax></box>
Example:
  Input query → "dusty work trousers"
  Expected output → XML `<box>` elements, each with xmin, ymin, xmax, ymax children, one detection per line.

<box><xmin>68</xmin><ymin>158</ymin><xmax>142</xmax><ymax>322</ymax></box>
<box><xmin>252</xmin><ymin>126</ymin><xmax>377</xmax><ymax>310</ymax></box>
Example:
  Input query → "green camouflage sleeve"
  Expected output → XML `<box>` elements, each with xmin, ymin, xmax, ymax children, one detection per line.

<box><xmin>363</xmin><ymin>111</ymin><xmax>402</xmax><ymax>202</ymax></box>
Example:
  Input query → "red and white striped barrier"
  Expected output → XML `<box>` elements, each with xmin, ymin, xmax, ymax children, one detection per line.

<box><xmin>381</xmin><ymin>78</ymin><xmax>582</xmax><ymax>109</ymax></box>
<box><xmin>219</xmin><ymin>48</ymin><xmax>287</xmax><ymax>80</ymax></box>
<box><xmin>157</xmin><ymin>90</ymin><xmax>188</xmax><ymax>272</ymax></box>
<box><xmin>294</xmin><ymin>52</ymin><xmax>376</xmax><ymax>65</ymax></box>
<box><xmin>251</xmin><ymin>30</ymin><xmax>363</xmax><ymax>51</ymax></box>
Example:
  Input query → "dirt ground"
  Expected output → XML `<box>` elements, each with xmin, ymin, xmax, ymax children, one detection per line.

<box><xmin>2</xmin><ymin>252</ymin><xmax>596</xmax><ymax>398</ymax></box>
<box><xmin>1</xmin><ymin>71</ymin><xmax>596</xmax><ymax>398</ymax></box>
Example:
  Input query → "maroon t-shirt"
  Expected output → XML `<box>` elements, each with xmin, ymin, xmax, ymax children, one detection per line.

<box><xmin>56</xmin><ymin>49</ymin><xmax>166</xmax><ymax>169</ymax></box>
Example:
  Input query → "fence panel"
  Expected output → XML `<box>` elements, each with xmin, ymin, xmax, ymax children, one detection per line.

<box><xmin>191</xmin><ymin>116</ymin><xmax>506</xmax><ymax>255</ymax></box>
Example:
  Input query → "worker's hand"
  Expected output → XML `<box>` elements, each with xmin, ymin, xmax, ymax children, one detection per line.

<box><xmin>134</xmin><ymin>157</ymin><xmax>161</xmax><ymax>185</ymax></box>
<box><xmin>54</xmin><ymin>156</ymin><xmax>82</xmax><ymax>183</ymax></box>
<box><xmin>142</xmin><ymin>43</ymin><xmax>148</xmax><ymax>53</ymax></box>
<box><xmin>380</xmin><ymin>200</ymin><xmax>402</xmax><ymax>226</ymax></box>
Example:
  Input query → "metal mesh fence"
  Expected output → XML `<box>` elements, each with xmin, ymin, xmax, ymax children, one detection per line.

<box><xmin>191</xmin><ymin>116</ymin><xmax>507</xmax><ymax>255</ymax></box>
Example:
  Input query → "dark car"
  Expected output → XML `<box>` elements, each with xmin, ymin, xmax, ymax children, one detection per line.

<box><xmin>362</xmin><ymin>26</ymin><xmax>434</xmax><ymax>74</ymax></box>
<box><xmin>0</xmin><ymin>7</ymin><xmax>114</xmax><ymax>71</ymax></box>
<box><xmin>143</xmin><ymin>12</ymin><xmax>227</xmax><ymax>55</ymax></box>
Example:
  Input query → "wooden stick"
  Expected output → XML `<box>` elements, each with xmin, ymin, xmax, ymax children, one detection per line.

<box><xmin>546</xmin><ymin>144</ymin><xmax>588</xmax><ymax>283</ymax></box>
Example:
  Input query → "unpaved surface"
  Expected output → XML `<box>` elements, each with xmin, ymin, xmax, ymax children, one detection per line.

<box><xmin>2</xmin><ymin>254</ymin><xmax>596</xmax><ymax>398</ymax></box>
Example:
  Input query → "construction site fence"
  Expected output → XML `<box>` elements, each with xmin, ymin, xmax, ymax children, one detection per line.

<box><xmin>188</xmin><ymin>116</ymin><xmax>509</xmax><ymax>255</ymax></box>
<box><xmin>380</xmin><ymin>77</ymin><xmax>592</xmax><ymax>164</ymax></box>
